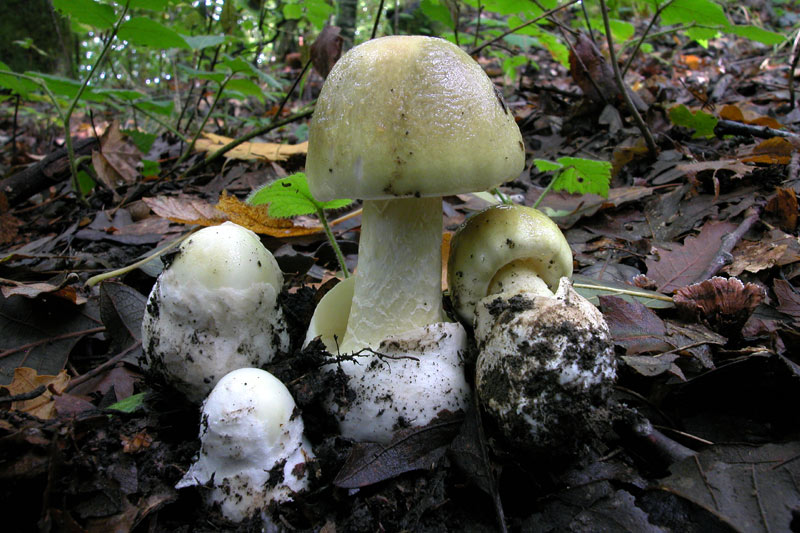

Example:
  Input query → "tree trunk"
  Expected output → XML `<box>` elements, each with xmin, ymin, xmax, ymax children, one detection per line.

<box><xmin>336</xmin><ymin>0</ymin><xmax>358</xmax><ymax>49</ymax></box>
<box><xmin>0</xmin><ymin>0</ymin><xmax>75</xmax><ymax>76</ymax></box>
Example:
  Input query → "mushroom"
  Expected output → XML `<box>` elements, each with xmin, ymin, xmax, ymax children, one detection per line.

<box><xmin>141</xmin><ymin>222</ymin><xmax>289</xmax><ymax>403</ymax></box>
<box><xmin>303</xmin><ymin>36</ymin><xmax>525</xmax><ymax>442</ymax></box>
<box><xmin>448</xmin><ymin>204</ymin><xmax>616</xmax><ymax>453</ymax></box>
<box><xmin>176</xmin><ymin>368</ymin><xmax>315</xmax><ymax>523</ymax></box>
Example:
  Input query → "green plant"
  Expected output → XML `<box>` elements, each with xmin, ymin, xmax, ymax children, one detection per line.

<box><xmin>532</xmin><ymin>157</ymin><xmax>612</xmax><ymax>209</ymax></box>
<box><xmin>248</xmin><ymin>173</ymin><xmax>353</xmax><ymax>278</ymax></box>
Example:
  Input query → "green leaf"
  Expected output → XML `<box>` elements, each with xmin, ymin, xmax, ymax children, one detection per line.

<box><xmin>119</xmin><ymin>17</ymin><xmax>191</xmax><ymax>49</ymax></box>
<box><xmin>77</xmin><ymin>170</ymin><xmax>96</xmax><ymax>195</ymax></box>
<box><xmin>135</xmin><ymin>99</ymin><xmax>173</xmax><ymax>116</ymax></box>
<box><xmin>249</xmin><ymin>173</ymin><xmax>353</xmax><ymax>218</ymax></box>
<box><xmin>728</xmin><ymin>25</ymin><xmax>786</xmax><ymax>46</ymax></box>
<box><xmin>533</xmin><ymin>159</ymin><xmax>563</xmax><ymax>172</ymax></box>
<box><xmin>668</xmin><ymin>104</ymin><xmax>718</xmax><ymax>138</ymax></box>
<box><xmin>225</xmin><ymin>78</ymin><xmax>264</xmax><ymax>103</ymax></box>
<box><xmin>222</xmin><ymin>56</ymin><xmax>257</xmax><ymax>75</ymax></box>
<box><xmin>106</xmin><ymin>392</ymin><xmax>147</xmax><ymax>414</ymax></box>
<box><xmin>52</xmin><ymin>0</ymin><xmax>116</xmax><ymax>29</ymax></box>
<box><xmin>283</xmin><ymin>3</ymin><xmax>302</xmax><ymax>19</ymax></box>
<box><xmin>122</xmin><ymin>129</ymin><xmax>157</xmax><ymax>153</ymax></box>
<box><xmin>181</xmin><ymin>34</ymin><xmax>227</xmax><ymax>50</ymax></box>
<box><xmin>128</xmin><ymin>0</ymin><xmax>168</xmax><ymax>9</ymax></box>
<box><xmin>33</xmin><ymin>73</ymin><xmax>106</xmax><ymax>102</ymax></box>
<box><xmin>660</xmin><ymin>0</ymin><xmax>729</xmax><ymax>28</ymax></box>
<box><xmin>0</xmin><ymin>62</ymin><xmax>37</xmax><ymax>96</ymax></box>
<box><xmin>99</xmin><ymin>88</ymin><xmax>146</xmax><ymax>101</ymax></box>
<box><xmin>552</xmin><ymin>157</ymin><xmax>611</xmax><ymax>197</ymax></box>
<box><xmin>482</xmin><ymin>0</ymin><xmax>539</xmax><ymax>15</ymax></box>
<box><xmin>141</xmin><ymin>159</ymin><xmax>161</xmax><ymax>176</ymax></box>
<box><xmin>420</xmin><ymin>0</ymin><xmax>454</xmax><ymax>29</ymax></box>
<box><xmin>178</xmin><ymin>65</ymin><xmax>226</xmax><ymax>83</ymax></box>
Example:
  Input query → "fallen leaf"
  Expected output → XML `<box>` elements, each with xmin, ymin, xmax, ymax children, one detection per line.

<box><xmin>724</xmin><ymin>241</ymin><xmax>789</xmax><ymax>276</ymax></box>
<box><xmin>646</xmin><ymin>220</ymin><xmax>739</xmax><ymax>293</ymax></box>
<box><xmin>333</xmin><ymin>413</ymin><xmax>463</xmax><ymax>488</ymax></box>
<box><xmin>0</xmin><ymin>368</ymin><xmax>70</xmax><ymax>419</ymax></box>
<box><xmin>99</xmin><ymin>282</ymin><xmax>145</xmax><ymax>358</ymax></box>
<box><xmin>92</xmin><ymin>121</ymin><xmax>142</xmax><ymax>196</ymax></box>
<box><xmin>143</xmin><ymin>195</ymin><xmax>226</xmax><ymax>226</ymax></box>
<box><xmin>765</xmin><ymin>187</ymin><xmax>798</xmax><ymax>232</ymax></box>
<box><xmin>600</xmin><ymin>296</ymin><xmax>672</xmax><ymax>354</ymax></box>
<box><xmin>621</xmin><ymin>353</ymin><xmax>684</xmax><ymax>379</ymax></box>
<box><xmin>676</xmin><ymin>160</ymin><xmax>753</xmax><ymax>181</ymax></box>
<box><xmin>194</xmin><ymin>132</ymin><xmax>308</xmax><ymax>162</ymax></box>
<box><xmin>741</xmin><ymin>137</ymin><xmax>795</xmax><ymax>165</ymax></box>
<box><xmin>0</xmin><ymin>277</ymin><xmax>87</xmax><ymax>305</ymax></box>
<box><xmin>216</xmin><ymin>193</ymin><xmax>323</xmax><ymax>237</ymax></box>
<box><xmin>657</xmin><ymin>441</ymin><xmax>800</xmax><ymax>533</ymax></box>
<box><xmin>310</xmin><ymin>25</ymin><xmax>343</xmax><ymax>78</ymax></box>
<box><xmin>773</xmin><ymin>279</ymin><xmax>800</xmax><ymax>324</ymax></box>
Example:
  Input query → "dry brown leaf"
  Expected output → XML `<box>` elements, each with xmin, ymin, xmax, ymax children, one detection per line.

<box><xmin>741</xmin><ymin>137</ymin><xmax>796</xmax><ymax>165</ymax></box>
<box><xmin>676</xmin><ymin>159</ymin><xmax>753</xmax><ymax>180</ymax></box>
<box><xmin>0</xmin><ymin>278</ymin><xmax>87</xmax><ymax>305</ymax></box>
<box><xmin>724</xmin><ymin>241</ymin><xmax>789</xmax><ymax>276</ymax></box>
<box><xmin>92</xmin><ymin>121</ymin><xmax>141</xmax><ymax>197</ymax></box>
<box><xmin>143</xmin><ymin>196</ymin><xmax>226</xmax><ymax>226</ymax></box>
<box><xmin>765</xmin><ymin>187</ymin><xmax>799</xmax><ymax>232</ymax></box>
<box><xmin>194</xmin><ymin>132</ymin><xmax>308</xmax><ymax>162</ymax></box>
<box><xmin>1</xmin><ymin>368</ymin><xmax>70</xmax><ymax>420</ymax></box>
<box><xmin>215</xmin><ymin>193</ymin><xmax>323</xmax><ymax>237</ymax></box>
<box><xmin>720</xmin><ymin>104</ymin><xmax>786</xmax><ymax>130</ymax></box>
<box><xmin>310</xmin><ymin>25</ymin><xmax>343</xmax><ymax>78</ymax></box>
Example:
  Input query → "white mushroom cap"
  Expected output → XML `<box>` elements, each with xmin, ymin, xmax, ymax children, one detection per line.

<box><xmin>141</xmin><ymin>222</ymin><xmax>289</xmax><ymax>403</ymax></box>
<box><xmin>447</xmin><ymin>204</ymin><xmax>573</xmax><ymax>325</ymax></box>
<box><xmin>306</xmin><ymin>35</ymin><xmax>525</xmax><ymax>201</ymax></box>
<box><xmin>474</xmin><ymin>278</ymin><xmax>616</xmax><ymax>451</ymax></box>
<box><xmin>176</xmin><ymin>368</ymin><xmax>315</xmax><ymax>523</ymax></box>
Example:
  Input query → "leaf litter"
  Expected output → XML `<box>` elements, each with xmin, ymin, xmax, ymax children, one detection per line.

<box><xmin>2</xmin><ymin>8</ymin><xmax>800</xmax><ymax>533</ymax></box>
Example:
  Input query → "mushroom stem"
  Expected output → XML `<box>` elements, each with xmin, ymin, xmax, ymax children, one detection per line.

<box><xmin>339</xmin><ymin>197</ymin><xmax>444</xmax><ymax>353</ymax></box>
<box><xmin>488</xmin><ymin>259</ymin><xmax>555</xmax><ymax>297</ymax></box>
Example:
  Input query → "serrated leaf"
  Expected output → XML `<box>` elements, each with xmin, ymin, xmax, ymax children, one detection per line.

<box><xmin>534</xmin><ymin>159</ymin><xmax>563</xmax><ymax>172</ymax></box>
<box><xmin>249</xmin><ymin>173</ymin><xmax>352</xmax><ymax>219</ymax></box>
<box><xmin>668</xmin><ymin>104</ymin><xmax>718</xmax><ymax>138</ymax></box>
<box><xmin>552</xmin><ymin>157</ymin><xmax>611</xmax><ymax>197</ymax></box>
<box><xmin>119</xmin><ymin>17</ymin><xmax>191</xmax><ymax>49</ymax></box>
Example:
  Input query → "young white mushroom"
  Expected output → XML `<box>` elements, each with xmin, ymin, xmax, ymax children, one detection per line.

<box><xmin>141</xmin><ymin>222</ymin><xmax>289</xmax><ymax>403</ymax></box>
<box><xmin>448</xmin><ymin>204</ymin><xmax>616</xmax><ymax>452</ymax></box>
<box><xmin>303</xmin><ymin>36</ymin><xmax>525</xmax><ymax>442</ymax></box>
<box><xmin>176</xmin><ymin>368</ymin><xmax>315</xmax><ymax>523</ymax></box>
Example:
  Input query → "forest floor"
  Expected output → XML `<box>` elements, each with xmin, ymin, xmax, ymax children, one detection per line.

<box><xmin>2</xmin><ymin>11</ymin><xmax>800</xmax><ymax>533</ymax></box>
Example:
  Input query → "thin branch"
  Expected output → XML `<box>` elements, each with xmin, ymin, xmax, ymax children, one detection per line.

<box><xmin>0</xmin><ymin>327</ymin><xmax>106</xmax><ymax>360</ymax></box>
<box><xmin>470</xmin><ymin>0</ymin><xmax>580</xmax><ymax>56</ymax></box>
<box><xmin>598</xmin><ymin>0</ymin><xmax>658</xmax><ymax>156</ymax></box>
<box><xmin>623</xmin><ymin>0</ymin><xmax>676</xmax><ymax>76</ymax></box>
<box><xmin>371</xmin><ymin>0</ymin><xmax>386</xmax><ymax>40</ymax></box>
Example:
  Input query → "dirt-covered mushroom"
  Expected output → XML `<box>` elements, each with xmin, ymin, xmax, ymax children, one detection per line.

<box><xmin>176</xmin><ymin>368</ymin><xmax>315</xmax><ymax>523</ymax></box>
<box><xmin>141</xmin><ymin>222</ymin><xmax>289</xmax><ymax>403</ymax></box>
<box><xmin>303</xmin><ymin>35</ymin><xmax>525</xmax><ymax>442</ymax></box>
<box><xmin>448</xmin><ymin>204</ymin><xmax>616</xmax><ymax>453</ymax></box>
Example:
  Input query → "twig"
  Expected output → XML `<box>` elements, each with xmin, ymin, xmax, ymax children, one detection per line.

<box><xmin>174</xmin><ymin>71</ymin><xmax>235</xmax><ymax>167</ymax></box>
<box><xmin>790</xmin><ymin>29</ymin><xmax>800</xmax><ymax>110</ymax></box>
<box><xmin>371</xmin><ymin>0</ymin><xmax>386</xmax><ymax>40</ymax></box>
<box><xmin>0</xmin><ymin>385</ymin><xmax>47</xmax><ymax>403</ymax></box>
<box><xmin>598</xmin><ymin>0</ymin><xmax>657</xmax><ymax>156</ymax></box>
<box><xmin>622</xmin><ymin>0</ymin><xmax>676</xmax><ymax>76</ymax></box>
<box><xmin>469</xmin><ymin>0</ymin><xmax>580</xmax><ymax>56</ymax></box>
<box><xmin>715</xmin><ymin>119</ymin><xmax>800</xmax><ymax>141</ymax></box>
<box><xmin>65</xmin><ymin>342</ymin><xmax>141</xmax><ymax>392</ymax></box>
<box><xmin>0</xmin><ymin>327</ymin><xmax>106</xmax><ymax>360</ymax></box>
<box><xmin>696</xmin><ymin>207</ymin><xmax>760</xmax><ymax>282</ymax></box>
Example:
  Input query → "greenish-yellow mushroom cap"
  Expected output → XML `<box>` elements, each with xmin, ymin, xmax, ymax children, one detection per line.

<box><xmin>306</xmin><ymin>35</ymin><xmax>525</xmax><ymax>201</ymax></box>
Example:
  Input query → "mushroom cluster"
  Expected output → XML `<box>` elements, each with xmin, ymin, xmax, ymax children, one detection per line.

<box><xmin>448</xmin><ymin>204</ymin><xmax>616</xmax><ymax>452</ymax></box>
<box><xmin>176</xmin><ymin>368</ymin><xmax>315</xmax><ymax>523</ymax></box>
<box><xmin>303</xmin><ymin>35</ymin><xmax>525</xmax><ymax>443</ymax></box>
<box><xmin>141</xmin><ymin>222</ymin><xmax>289</xmax><ymax>403</ymax></box>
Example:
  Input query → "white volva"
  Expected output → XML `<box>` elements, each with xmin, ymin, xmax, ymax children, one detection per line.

<box><xmin>176</xmin><ymin>368</ymin><xmax>315</xmax><ymax>523</ymax></box>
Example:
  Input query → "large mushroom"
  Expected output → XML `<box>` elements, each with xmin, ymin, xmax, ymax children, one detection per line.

<box><xmin>448</xmin><ymin>204</ymin><xmax>616</xmax><ymax>453</ymax></box>
<box><xmin>304</xmin><ymin>36</ymin><xmax>525</xmax><ymax>442</ymax></box>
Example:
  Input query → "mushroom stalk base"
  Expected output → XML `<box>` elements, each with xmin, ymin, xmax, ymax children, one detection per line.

<box><xmin>339</xmin><ymin>197</ymin><xmax>444</xmax><ymax>353</ymax></box>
